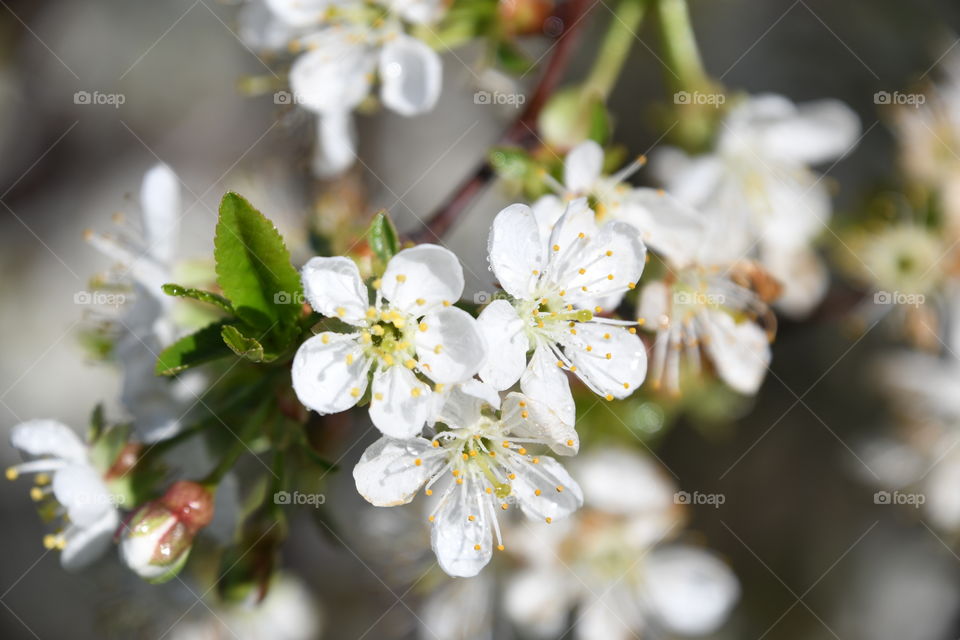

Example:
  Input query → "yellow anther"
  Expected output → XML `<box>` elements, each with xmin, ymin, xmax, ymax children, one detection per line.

<box><xmin>508</xmin><ymin>473</ymin><xmax>517</xmax><ymax>480</ymax></box>
<box><xmin>29</xmin><ymin>487</ymin><xmax>43</xmax><ymax>501</ymax></box>
<box><xmin>35</xmin><ymin>473</ymin><xmax>50</xmax><ymax>486</ymax></box>
<box><xmin>521</xmin><ymin>410</ymin><xmax>529</xmax><ymax>419</ymax></box>
<box><xmin>629</xmin><ymin>327</ymin><xmax>637</xmax><ymax>334</ymax></box>
<box><xmin>637</xmin><ymin>317</ymin><xmax>646</xmax><ymax>326</ymax></box>
<box><xmin>468</xmin><ymin>515</ymin><xmax>475</xmax><ymax>522</ymax></box>
<box><xmin>462</xmin><ymin>453</ymin><xmax>469</xmax><ymax>461</ymax></box>
<box><xmin>545</xmin><ymin>517</ymin><xmax>553</xmax><ymax>524</ymax></box>
<box><xmin>603</xmin><ymin>333</ymin><xmax>611</xmax><ymax>339</ymax></box>
<box><xmin>434</xmin><ymin>344</ymin><xmax>443</xmax><ymax>354</ymax></box>
<box><xmin>429</xmin><ymin>515</ymin><xmax>435</xmax><ymax>522</ymax></box>
<box><xmin>335</xmin><ymin>306</ymin><xmax>346</xmax><ymax>317</ymax></box>
<box><xmin>556</xmin><ymin>360</ymin><xmax>564</xmax><ymax>368</ymax></box>
<box><xmin>474</xmin><ymin>544</ymin><xmax>481</xmax><ymax>551</ymax></box>
<box><xmin>442</xmin><ymin>300</ymin><xmax>451</xmax><ymax>307</ymax></box>
<box><xmin>518</xmin><ymin>447</ymin><xmax>527</xmax><ymax>455</ymax></box>
<box><xmin>586</xmin><ymin>346</ymin><xmax>593</xmax><ymax>352</ymax></box>
<box><xmin>570</xmin><ymin>366</ymin><xmax>578</xmax><ymax>372</ymax></box>
<box><xmin>566</xmin><ymin>439</ymin><xmax>574</xmax><ymax>446</ymax></box>
<box><xmin>605</xmin><ymin>394</ymin><xmax>614</xmax><ymax>401</ymax></box>
<box><xmin>366</xmin><ymin>307</ymin><xmax>378</xmax><ymax>319</ymax></box>
<box><xmin>426</xmin><ymin>488</ymin><xmax>433</xmax><ymax>495</ymax></box>
<box><xmin>556</xmin><ymin>485</ymin><xmax>564</xmax><ymax>492</ymax></box>
<box><xmin>488</xmin><ymin>451</ymin><xmax>496</xmax><ymax>457</ymax></box>
<box><xmin>485</xmin><ymin>487</ymin><xmax>493</xmax><ymax>494</ymax></box>
<box><xmin>497</xmin><ymin>544</ymin><xmax>505</xmax><ymax>551</ymax></box>
<box><xmin>605</xmin><ymin>353</ymin><xmax>612</xmax><ymax>360</ymax></box>
<box><xmin>456</xmin><ymin>478</ymin><xmax>464</xmax><ymax>485</ymax></box>
<box><xmin>502</xmin><ymin>441</ymin><xmax>511</xmax><ymax>448</ymax></box>
<box><xmin>532</xmin><ymin>457</ymin><xmax>540</xmax><ymax>464</ymax></box>
<box><xmin>607</xmin><ymin>274</ymin><xmax>614</xmax><ymax>280</ymax></box>
<box><xmin>519</xmin><ymin>401</ymin><xmax>526</xmax><ymax>407</ymax></box>
<box><xmin>372</xmin><ymin>325</ymin><xmax>385</xmax><ymax>336</ymax></box>
<box><xmin>534</xmin><ymin>489</ymin><xmax>542</xmax><ymax>496</ymax></box>
<box><xmin>577</xmin><ymin>232</ymin><xmax>585</xmax><ymax>239</ymax></box>
<box><xmin>372</xmin><ymin>278</ymin><xmax>382</xmax><ymax>289</ymax></box>
<box><xmin>623</xmin><ymin>382</ymin><xmax>630</xmax><ymax>389</ymax></box>
<box><xmin>606</xmin><ymin>250</ymin><xmax>613</xmax><ymax>257</ymax></box>
<box><xmin>500</xmin><ymin>504</ymin><xmax>508</xmax><ymax>511</ymax></box>
<box><xmin>579</xmin><ymin>268</ymin><xmax>586</xmax><ymax>274</ymax></box>
<box><xmin>321</xmin><ymin>334</ymin><xmax>331</xmax><ymax>345</ymax></box>
<box><xmin>469</xmin><ymin>450</ymin><xmax>478</xmax><ymax>457</ymax></box>
<box><xmin>628</xmin><ymin>282</ymin><xmax>636</xmax><ymax>289</ymax></box>
<box><xmin>452</xmin><ymin>469</ymin><xmax>460</xmax><ymax>476</ymax></box>
<box><xmin>434</xmin><ymin>383</ymin><xmax>445</xmax><ymax>393</ymax></box>
<box><xmin>570</xmin><ymin>329</ymin><xmax>577</xmax><ymax>335</ymax></box>
<box><xmin>5</xmin><ymin>467</ymin><xmax>18</xmax><ymax>481</ymax></box>
<box><xmin>345</xmin><ymin>354</ymin><xmax>354</xmax><ymax>365</ymax></box>
<box><xmin>415</xmin><ymin>458</ymin><xmax>423</xmax><ymax>466</ymax></box>
<box><xmin>416</xmin><ymin>298</ymin><xmax>426</xmax><ymax>305</ymax></box>
<box><xmin>532</xmin><ymin>269</ymin><xmax>540</xmax><ymax>275</ymax></box>
<box><xmin>411</xmin><ymin>387</ymin><xmax>422</xmax><ymax>398</ymax></box>
<box><xmin>559</xmin><ymin>290</ymin><xmax>566</xmax><ymax>296</ymax></box>
<box><xmin>42</xmin><ymin>534</ymin><xmax>58</xmax><ymax>550</ymax></box>
<box><xmin>396</xmin><ymin>274</ymin><xmax>407</xmax><ymax>283</ymax></box>
<box><xmin>374</xmin><ymin>392</ymin><xmax>384</xmax><ymax>401</ymax></box>
<box><xmin>405</xmin><ymin>359</ymin><xmax>417</xmax><ymax>369</ymax></box>
<box><xmin>419</xmin><ymin>322</ymin><xmax>428</xmax><ymax>332</ymax></box>
<box><xmin>552</xmin><ymin>244</ymin><xmax>560</xmax><ymax>251</ymax></box>
<box><xmin>350</xmin><ymin>387</ymin><xmax>361</xmax><ymax>398</ymax></box>
<box><xmin>595</xmin><ymin>306</ymin><xmax>603</xmax><ymax>313</ymax></box>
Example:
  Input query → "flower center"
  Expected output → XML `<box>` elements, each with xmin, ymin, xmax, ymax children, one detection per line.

<box><xmin>358</xmin><ymin>305</ymin><xmax>416</xmax><ymax>368</ymax></box>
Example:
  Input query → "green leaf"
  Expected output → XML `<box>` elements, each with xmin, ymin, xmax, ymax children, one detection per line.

<box><xmin>495</xmin><ymin>40</ymin><xmax>534</xmax><ymax>75</ymax></box>
<box><xmin>214</xmin><ymin>193</ymin><xmax>302</xmax><ymax>335</ymax></box>
<box><xmin>367</xmin><ymin>211</ymin><xmax>400</xmax><ymax>267</ymax></box>
<box><xmin>161</xmin><ymin>283</ymin><xmax>233</xmax><ymax>314</ymax></box>
<box><xmin>88</xmin><ymin>403</ymin><xmax>107</xmax><ymax>442</ymax></box>
<box><xmin>155</xmin><ymin>321</ymin><xmax>233</xmax><ymax>376</ymax></box>
<box><xmin>221</xmin><ymin>324</ymin><xmax>267</xmax><ymax>363</ymax></box>
<box><xmin>88</xmin><ymin>423</ymin><xmax>131</xmax><ymax>472</ymax></box>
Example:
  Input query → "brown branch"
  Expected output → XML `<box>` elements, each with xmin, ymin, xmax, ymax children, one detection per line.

<box><xmin>410</xmin><ymin>0</ymin><xmax>594</xmax><ymax>243</ymax></box>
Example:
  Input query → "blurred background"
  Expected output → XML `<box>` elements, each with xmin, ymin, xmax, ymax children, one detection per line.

<box><xmin>2</xmin><ymin>0</ymin><xmax>960</xmax><ymax>638</ymax></box>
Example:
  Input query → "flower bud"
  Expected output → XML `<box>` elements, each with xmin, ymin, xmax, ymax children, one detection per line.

<box><xmin>119</xmin><ymin>481</ymin><xmax>214</xmax><ymax>583</ymax></box>
<box><xmin>498</xmin><ymin>0</ymin><xmax>554</xmax><ymax>36</ymax></box>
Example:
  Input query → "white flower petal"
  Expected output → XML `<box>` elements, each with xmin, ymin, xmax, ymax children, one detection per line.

<box><xmin>369</xmin><ymin>365</ymin><xmax>431</xmax><ymax>438</ymax></box>
<box><xmin>616</xmin><ymin>188</ymin><xmax>705</xmax><ymax>268</ymax></box>
<box><xmin>546</xmin><ymin>198</ymin><xmax>597</xmax><ymax>261</ymax></box>
<box><xmin>504</xmin><ymin>567</ymin><xmax>575</xmax><ymax>637</ymax></box>
<box><xmin>11</xmin><ymin>419</ymin><xmax>87</xmax><ymax>463</ymax></box>
<box><xmin>576</xmin><ymin>591</ymin><xmax>643</xmax><ymax>640</ymax></box>
<box><xmin>563</xmin><ymin>220</ymin><xmax>646</xmax><ymax>304</ymax></box>
<box><xmin>353</xmin><ymin>437</ymin><xmax>442</xmax><ymax>506</ymax></box>
<box><xmin>757</xmin><ymin>97</ymin><xmax>861</xmax><ymax>165</ymax></box>
<box><xmin>415</xmin><ymin>307</ymin><xmax>486</xmax><ymax>384</ymax></box>
<box><xmin>312</xmin><ymin>111</ymin><xmax>357</xmax><ymax>178</ymax></box>
<box><xmin>386</xmin><ymin>0</ymin><xmax>444</xmax><ymax>24</ymax></box>
<box><xmin>520</xmin><ymin>346</ymin><xmax>575</xmax><ymax>426</ymax></box>
<box><xmin>381</xmin><ymin>244</ymin><xmax>464</xmax><ymax>314</ymax></box>
<box><xmin>430</xmin><ymin>477</ymin><xmax>493</xmax><ymax>577</ymax></box>
<box><xmin>60</xmin><ymin>508</ymin><xmax>119</xmax><ymax>571</ymax></box>
<box><xmin>762</xmin><ymin>244</ymin><xmax>828</xmax><ymax>318</ymax></box>
<box><xmin>435</xmin><ymin>379</ymin><xmax>500</xmax><ymax>428</ymax></box>
<box><xmin>379</xmin><ymin>34</ymin><xmax>442</xmax><ymax>117</ymax></box>
<box><xmin>301</xmin><ymin>256</ymin><xmax>369</xmax><ymax>325</ymax></box>
<box><xmin>510</xmin><ymin>455</ymin><xmax>583</xmax><ymax>522</ymax></box>
<box><xmin>140</xmin><ymin>164</ymin><xmax>180</xmax><ymax>264</ymax></box>
<box><xmin>564</xmin><ymin>140</ymin><xmax>604</xmax><ymax>193</ymax></box>
<box><xmin>501</xmin><ymin>392</ymin><xmax>578</xmax><ymax>456</ymax></box>
<box><xmin>292</xmin><ymin>332</ymin><xmax>371</xmax><ymax>414</ymax></box>
<box><xmin>563</xmin><ymin>323</ymin><xmax>647</xmax><ymax>399</ymax></box>
<box><xmin>488</xmin><ymin>203</ymin><xmax>544</xmax><ymax>299</ymax></box>
<box><xmin>637</xmin><ymin>280</ymin><xmax>669</xmax><ymax>326</ymax></box>
<box><xmin>643</xmin><ymin>545</ymin><xmax>740</xmax><ymax>636</ymax></box>
<box><xmin>265</xmin><ymin>0</ymin><xmax>329</xmax><ymax>27</ymax></box>
<box><xmin>476</xmin><ymin>300</ymin><xmax>529</xmax><ymax>390</ymax></box>
<box><xmin>290</xmin><ymin>30</ymin><xmax>375</xmax><ymax>114</ymax></box>
<box><xmin>702</xmin><ymin>311</ymin><xmax>770</xmax><ymax>394</ymax></box>
<box><xmin>52</xmin><ymin>464</ymin><xmax>114</xmax><ymax>527</ymax></box>
<box><xmin>572</xmin><ymin>448</ymin><xmax>675</xmax><ymax>516</ymax></box>
<box><xmin>531</xmin><ymin>195</ymin><xmax>568</xmax><ymax>251</ymax></box>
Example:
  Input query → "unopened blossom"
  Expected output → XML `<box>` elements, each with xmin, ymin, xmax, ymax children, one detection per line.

<box><xmin>631</xmin><ymin>192</ymin><xmax>774</xmax><ymax>395</ymax></box>
<box><xmin>120</xmin><ymin>481</ymin><xmax>214</xmax><ymax>583</ymax></box>
<box><xmin>477</xmin><ymin>198</ymin><xmax>648</xmax><ymax>423</ymax></box>
<box><xmin>86</xmin><ymin>164</ymin><xmax>206</xmax><ymax>442</ymax></box>
<box><xmin>353</xmin><ymin>381</ymin><xmax>583</xmax><ymax>577</ymax></box>
<box><xmin>252</xmin><ymin>0</ymin><xmax>445</xmax><ymax>176</ymax></box>
<box><xmin>504</xmin><ymin>448</ymin><xmax>740</xmax><ymax>639</ymax></box>
<box><xmin>292</xmin><ymin>245</ymin><xmax>486</xmax><ymax>438</ymax></box>
<box><xmin>653</xmin><ymin>93</ymin><xmax>861</xmax><ymax>317</ymax></box>
<box><xmin>7</xmin><ymin>419</ymin><xmax>127</xmax><ymax>569</ymax></box>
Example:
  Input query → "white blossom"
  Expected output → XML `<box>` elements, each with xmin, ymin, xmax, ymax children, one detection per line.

<box><xmin>353</xmin><ymin>381</ymin><xmax>583</xmax><ymax>577</ymax></box>
<box><xmin>477</xmin><ymin>198</ymin><xmax>648</xmax><ymax>423</ymax></box>
<box><xmin>292</xmin><ymin>245</ymin><xmax>486</xmax><ymax>438</ymax></box>
<box><xmin>6</xmin><ymin>420</ymin><xmax>121</xmax><ymax>570</ymax></box>
<box><xmin>86</xmin><ymin>164</ymin><xmax>206</xmax><ymax>442</ymax></box>
<box><xmin>504</xmin><ymin>448</ymin><xmax>739</xmax><ymax>639</ymax></box>
<box><xmin>653</xmin><ymin>93</ymin><xmax>860</xmax><ymax>317</ymax></box>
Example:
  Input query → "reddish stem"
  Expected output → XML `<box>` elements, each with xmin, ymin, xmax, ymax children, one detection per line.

<box><xmin>410</xmin><ymin>0</ymin><xmax>593</xmax><ymax>243</ymax></box>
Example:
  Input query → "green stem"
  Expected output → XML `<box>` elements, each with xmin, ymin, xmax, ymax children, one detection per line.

<box><xmin>655</xmin><ymin>0</ymin><xmax>709</xmax><ymax>93</ymax></box>
<box><xmin>585</xmin><ymin>0</ymin><xmax>647</xmax><ymax>100</ymax></box>
<box><xmin>202</xmin><ymin>399</ymin><xmax>274</xmax><ymax>488</ymax></box>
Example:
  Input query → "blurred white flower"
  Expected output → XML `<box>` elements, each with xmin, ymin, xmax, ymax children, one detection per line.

<box><xmin>7</xmin><ymin>419</ymin><xmax>121</xmax><ymax>570</ymax></box>
<box><xmin>353</xmin><ymin>381</ymin><xmax>583</xmax><ymax>577</ymax></box>
<box><xmin>477</xmin><ymin>198</ymin><xmax>648</xmax><ymax>423</ymax></box>
<box><xmin>504</xmin><ymin>448</ymin><xmax>739</xmax><ymax>639</ymax></box>
<box><xmin>292</xmin><ymin>246</ymin><xmax>485</xmax><ymax>438</ymax></box>
<box><xmin>653</xmin><ymin>93</ymin><xmax>860</xmax><ymax>317</ymax></box>
<box><xmin>86</xmin><ymin>164</ymin><xmax>207</xmax><ymax>442</ymax></box>
<box><xmin>169</xmin><ymin>574</ymin><xmax>322</xmax><ymax>640</ymax></box>
<box><xmin>250</xmin><ymin>0</ymin><xmax>445</xmax><ymax>176</ymax></box>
